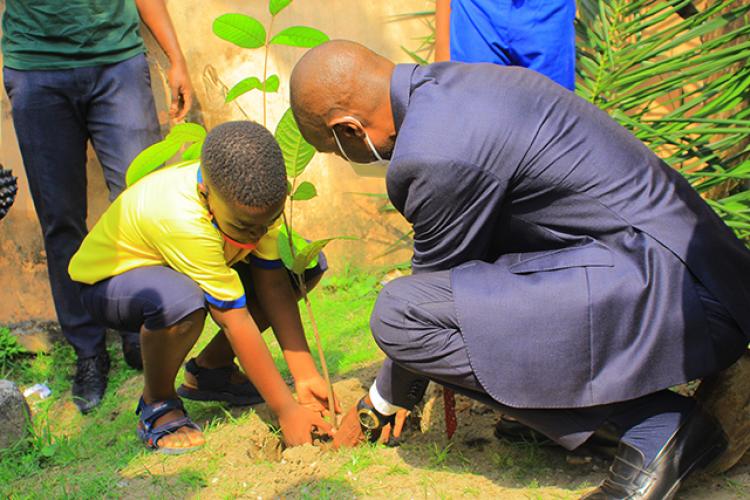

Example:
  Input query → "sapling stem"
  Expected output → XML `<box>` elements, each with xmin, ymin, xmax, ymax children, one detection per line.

<box><xmin>282</xmin><ymin>211</ymin><xmax>338</xmax><ymax>430</ymax></box>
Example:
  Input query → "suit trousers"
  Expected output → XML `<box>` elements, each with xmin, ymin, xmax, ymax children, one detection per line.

<box><xmin>370</xmin><ymin>269</ymin><xmax>743</xmax><ymax>450</ymax></box>
<box><xmin>3</xmin><ymin>54</ymin><xmax>161</xmax><ymax>358</ymax></box>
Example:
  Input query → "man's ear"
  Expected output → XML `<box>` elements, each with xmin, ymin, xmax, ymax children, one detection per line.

<box><xmin>330</xmin><ymin>117</ymin><xmax>366</xmax><ymax>140</ymax></box>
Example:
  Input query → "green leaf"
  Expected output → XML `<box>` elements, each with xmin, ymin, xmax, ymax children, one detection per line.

<box><xmin>126</xmin><ymin>140</ymin><xmax>182</xmax><ymax>186</ymax></box>
<box><xmin>263</xmin><ymin>74</ymin><xmax>280</xmax><ymax>92</ymax></box>
<box><xmin>291</xmin><ymin>238</ymin><xmax>335</xmax><ymax>275</ymax></box>
<box><xmin>269</xmin><ymin>26</ymin><xmax>329</xmax><ymax>48</ymax></box>
<box><xmin>166</xmin><ymin>123</ymin><xmax>206</xmax><ymax>143</ymax></box>
<box><xmin>277</xmin><ymin>225</ymin><xmax>318</xmax><ymax>271</ymax></box>
<box><xmin>269</xmin><ymin>0</ymin><xmax>292</xmax><ymax>16</ymax></box>
<box><xmin>181</xmin><ymin>141</ymin><xmax>203</xmax><ymax>161</ymax></box>
<box><xmin>275</xmin><ymin>107</ymin><xmax>315</xmax><ymax>178</ymax></box>
<box><xmin>213</xmin><ymin>14</ymin><xmax>266</xmax><ymax>49</ymax></box>
<box><xmin>291</xmin><ymin>181</ymin><xmax>317</xmax><ymax>201</ymax></box>
<box><xmin>225</xmin><ymin>75</ymin><xmax>280</xmax><ymax>103</ymax></box>
<box><xmin>225</xmin><ymin>77</ymin><xmax>262</xmax><ymax>102</ymax></box>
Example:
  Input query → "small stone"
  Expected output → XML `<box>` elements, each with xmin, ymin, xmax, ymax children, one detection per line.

<box><xmin>566</xmin><ymin>454</ymin><xmax>592</xmax><ymax>465</ymax></box>
<box><xmin>0</xmin><ymin>380</ymin><xmax>30</xmax><ymax>449</ymax></box>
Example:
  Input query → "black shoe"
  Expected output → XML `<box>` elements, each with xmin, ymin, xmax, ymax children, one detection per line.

<box><xmin>72</xmin><ymin>352</ymin><xmax>110</xmax><ymax>414</ymax></box>
<box><xmin>121</xmin><ymin>336</ymin><xmax>143</xmax><ymax>371</ymax></box>
<box><xmin>580</xmin><ymin>406</ymin><xmax>727</xmax><ymax>499</ymax></box>
<box><xmin>177</xmin><ymin>358</ymin><xmax>264</xmax><ymax>406</ymax></box>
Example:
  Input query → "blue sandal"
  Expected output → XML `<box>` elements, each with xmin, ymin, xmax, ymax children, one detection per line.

<box><xmin>136</xmin><ymin>396</ymin><xmax>203</xmax><ymax>454</ymax></box>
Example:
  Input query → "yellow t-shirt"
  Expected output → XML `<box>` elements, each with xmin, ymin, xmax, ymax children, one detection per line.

<box><xmin>69</xmin><ymin>161</ymin><xmax>283</xmax><ymax>308</ymax></box>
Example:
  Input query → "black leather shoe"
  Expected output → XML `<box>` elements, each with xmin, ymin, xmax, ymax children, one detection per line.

<box><xmin>121</xmin><ymin>336</ymin><xmax>143</xmax><ymax>371</ymax></box>
<box><xmin>72</xmin><ymin>352</ymin><xmax>110</xmax><ymax>414</ymax></box>
<box><xmin>580</xmin><ymin>406</ymin><xmax>727</xmax><ymax>499</ymax></box>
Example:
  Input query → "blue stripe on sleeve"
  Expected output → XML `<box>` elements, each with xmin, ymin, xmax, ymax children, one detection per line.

<box><xmin>248</xmin><ymin>255</ymin><xmax>285</xmax><ymax>269</ymax></box>
<box><xmin>204</xmin><ymin>292</ymin><xmax>247</xmax><ymax>309</ymax></box>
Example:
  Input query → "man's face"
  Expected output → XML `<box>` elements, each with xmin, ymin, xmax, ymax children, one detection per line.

<box><xmin>302</xmin><ymin>118</ymin><xmax>393</xmax><ymax>164</ymax></box>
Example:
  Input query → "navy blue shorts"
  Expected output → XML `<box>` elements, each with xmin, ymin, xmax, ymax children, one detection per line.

<box><xmin>78</xmin><ymin>255</ymin><xmax>327</xmax><ymax>332</ymax></box>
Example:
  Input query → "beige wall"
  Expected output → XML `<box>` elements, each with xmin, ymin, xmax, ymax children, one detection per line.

<box><xmin>0</xmin><ymin>0</ymin><xmax>430</xmax><ymax>324</ymax></box>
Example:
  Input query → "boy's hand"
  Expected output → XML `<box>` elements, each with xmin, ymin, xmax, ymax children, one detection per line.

<box><xmin>295</xmin><ymin>375</ymin><xmax>342</xmax><ymax>416</ymax></box>
<box><xmin>278</xmin><ymin>404</ymin><xmax>333</xmax><ymax>446</ymax></box>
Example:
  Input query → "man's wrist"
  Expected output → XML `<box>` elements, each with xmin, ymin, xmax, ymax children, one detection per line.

<box><xmin>368</xmin><ymin>382</ymin><xmax>403</xmax><ymax>416</ymax></box>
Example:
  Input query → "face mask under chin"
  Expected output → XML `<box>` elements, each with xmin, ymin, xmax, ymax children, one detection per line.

<box><xmin>331</xmin><ymin>118</ymin><xmax>390</xmax><ymax>178</ymax></box>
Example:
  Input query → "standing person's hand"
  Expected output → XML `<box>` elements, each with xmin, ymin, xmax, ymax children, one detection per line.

<box><xmin>167</xmin><ymin>58</ymin><xmax>193</xmax><ymax>122</ymax></box>
<box><xmin>278</xmin><ymin>403</ymin><xmax>333</xmax><ymax>446</ymax></box>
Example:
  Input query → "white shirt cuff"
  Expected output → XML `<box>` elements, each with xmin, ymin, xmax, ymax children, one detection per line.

<box><xmin>369</xmin><ymin>382</ymin><xmax>403</xmax><ymax>416</ymax></box>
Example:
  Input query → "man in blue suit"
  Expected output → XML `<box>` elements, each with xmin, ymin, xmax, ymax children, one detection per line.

<box><xmin>290</xmin><ymin>41</ymin><xmax>749</xmax><ymax>499</ymax></box>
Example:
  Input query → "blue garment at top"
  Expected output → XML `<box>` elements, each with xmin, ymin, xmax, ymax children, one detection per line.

<box><xmin>450</xmin><ymin>0</ymin><xmax>577</xmax><ymax>90</ymax></box>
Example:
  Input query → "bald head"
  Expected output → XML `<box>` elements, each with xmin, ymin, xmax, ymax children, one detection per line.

<box><xmin>290</xmin><ymin>40</ymin><xmax>396</xmax><ymax>156</ymax></box>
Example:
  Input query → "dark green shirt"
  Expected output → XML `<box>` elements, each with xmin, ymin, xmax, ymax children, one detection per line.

<box><xmin>2</xmin><ymin>0</ymin><xmax>145</xmax><ymax>70</ymax></box>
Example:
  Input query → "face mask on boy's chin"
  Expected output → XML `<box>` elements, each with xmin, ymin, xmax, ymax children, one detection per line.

<box><xmin>332</xmin><ymin>119</ymin><xmax>391</xmax><ymax>179</ymax></box>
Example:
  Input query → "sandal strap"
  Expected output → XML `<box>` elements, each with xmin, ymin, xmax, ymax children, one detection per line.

<box><xmin>139</xmin><ymin>416</ymin><xmax>201</xmax><ymax>450</ymax></box>
<box><xmin>136</xmin><ymin>396</ymin><xmax>187</xmax><ymax>431</ymax></box>
<box><xmin>185</xmin><ymin>358</ymin><xmax>236</xmax><ymax>390</ymax></box>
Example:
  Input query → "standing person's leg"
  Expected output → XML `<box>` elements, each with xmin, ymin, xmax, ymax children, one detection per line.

<box><xmin>86</xmin><ymin>53</ymin><xmax>163</xmax><ymax>370</ymax></box>
<box><xmin>3</xmin><ymin>67</ymin><xmax>110</xmax><ymax>413</ymax></box>
<box><xmin>506</xmin><ymin>0</ymin><xmax>577</xmax><ymax>91</ymax></box>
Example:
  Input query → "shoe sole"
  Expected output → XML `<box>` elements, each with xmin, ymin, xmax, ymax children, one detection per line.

<box><xmin>176</xmin><ymin>384</ymin><xmax>264</xmax><ymax>406</ymax></box>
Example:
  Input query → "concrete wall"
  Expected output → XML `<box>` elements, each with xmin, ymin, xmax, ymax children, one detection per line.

<box><xmin>0</xmin><ymin>0</ymin><xmax>430</xmax><ymax>324</ymax></box>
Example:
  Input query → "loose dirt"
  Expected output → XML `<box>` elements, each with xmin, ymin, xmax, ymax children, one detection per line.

<box><xmin>111</xmin><ymin>363</ymin><xmax>750</xmax><ymax>499</ymax></box>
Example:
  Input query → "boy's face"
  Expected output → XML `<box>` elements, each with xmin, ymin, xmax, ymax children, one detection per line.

<box><xmin>203</xmin><ymin>185</ymin><xmax>285</xmax><ymax>246</ymax></box>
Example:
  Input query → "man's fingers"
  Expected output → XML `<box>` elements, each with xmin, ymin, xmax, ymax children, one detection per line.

<box><xmin>313</xmin><ymin>414</ymin><xmax>333</xmax><ymax>435</ymax></box>
<box><xmin>180</xmin><ymin>88</ymin><xmax>193</xmax><ymax>118</ymax></box>
<box><xmin>393</xmin><ymin>412</ymin><xmax>407</xmax><ymax>438</ymax></box>
<box><xmin>169</xmin><ymin>83</ymin><xmax>180</xmax><ymax>117</ymax></box>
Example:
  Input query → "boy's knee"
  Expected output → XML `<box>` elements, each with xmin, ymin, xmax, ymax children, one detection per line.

<box><xmin>165</xmin><ymin>309</ymin><xmax>206</xmax><ymax>336</ymax></box>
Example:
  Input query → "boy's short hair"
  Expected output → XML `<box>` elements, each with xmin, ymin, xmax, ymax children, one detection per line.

<box><xmin>201</xmin><ymin>121</ymin><xmax>287</xmax><ymax>208</ymax></box>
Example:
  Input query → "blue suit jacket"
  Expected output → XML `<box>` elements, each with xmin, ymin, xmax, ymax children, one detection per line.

<box><xmin>386</xmin><ymin>63</ymin><xmax>750</xmax><ymax>409</ymax></box>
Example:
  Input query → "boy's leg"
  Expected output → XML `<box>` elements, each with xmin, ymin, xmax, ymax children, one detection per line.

<box><xmin>140</xmin><ymin>308</ymin><xmax>206</xmax><ymax>449</ymax></box>
<box><xmin>182</xmin><ymin>258</ymin><xmax>327</xmax><ymax>403</ymax></box>
<box><xmin>86</xmin><ymin>53</ymin><xmax>162</xmax><ymax>370</ymax></box>
<box><xmin>194</xmin><ymin>258</ymin><xmax>326</xmax><ymax>369</ymax></box>
<box><xmin>78</xmin><ymin>266</ymin><xmax>208</xmax><ymax>450</ymax></box>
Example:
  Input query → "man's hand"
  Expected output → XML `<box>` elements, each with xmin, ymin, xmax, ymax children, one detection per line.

<box><xmin>332</xmin><ymin>403</ymin><xmax>366</xmax><ymax>448</ymax></box>
<box><xmin>167</xmin><ymin>59</ymin><xmax>193</xmax><ymax>122</ymax></box>
<box><xmin>332</xmin><ymin>397</ymin><xmax>410</xmax><ymax>449</ymax></box>
<box><xmin>379</xmin><ymin>409</ymin><xmax>409</xmax><ymax>445</ymax></box>
<box><xmin>278</xmin><ymin>403</ymin><xmax>333</xmax><ymax>446</ymax></box>
<box><xmin>295</xmin><ymin>375</ymin><xmax>342</xmax><ymax>416</ymax></box>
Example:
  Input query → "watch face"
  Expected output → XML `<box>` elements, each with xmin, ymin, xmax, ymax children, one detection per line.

<box><xmin>357</xmin><ymin>408</ymin><xmax>380</xmax><ymax>430</ymax></box>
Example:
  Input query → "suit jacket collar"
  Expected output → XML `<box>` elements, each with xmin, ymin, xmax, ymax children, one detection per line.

<box><xmin>390</xmin><ymin>64</ymin><xmax>418</xmax><ymax>134</ymax></box>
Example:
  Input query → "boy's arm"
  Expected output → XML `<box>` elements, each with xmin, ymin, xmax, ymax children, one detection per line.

<box><xmin>250</xmin><ymin>265</ymin><xmax>339</xmax><ymax>415</ymax></box>
<box><xmin>135</xmin><ymin>0</ymin><xmax>193</xmax><ymax>121</ymax></box>
<box><xmin>209</xmin><ymin>305</ymin><xmax>331</xmax><ymax>444</ymax></box>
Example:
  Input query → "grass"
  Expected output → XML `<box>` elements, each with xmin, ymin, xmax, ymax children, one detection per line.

<box><xmin>2</xmin><ymin>267</ymin><xmax>747</xmax><ymax>499</ymax></box>
<box><xmin>0</xmin><ymin>268</ymin><xmax>383</xmax><ymax>498</ymax></box>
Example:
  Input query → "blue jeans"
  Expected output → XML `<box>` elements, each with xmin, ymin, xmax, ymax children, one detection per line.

<box><xmin>3</xmin><ymin>54</ymin><xmax>161</xmax><ymax>358</ymax></box>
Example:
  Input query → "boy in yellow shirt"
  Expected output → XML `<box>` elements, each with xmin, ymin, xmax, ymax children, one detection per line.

<box><xmin>69</xmin><ymin>121</ymin><xmax>337</xmax><ymax>452</ymax></box>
